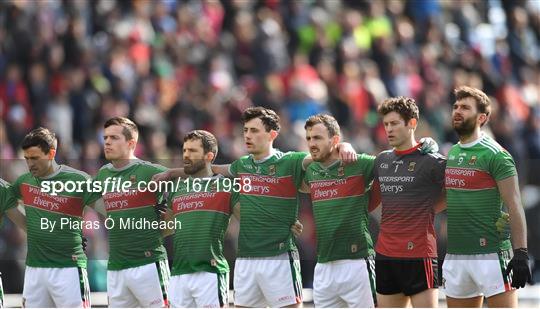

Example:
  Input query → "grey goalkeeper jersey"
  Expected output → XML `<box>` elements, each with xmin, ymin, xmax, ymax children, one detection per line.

<box><xmin>374</xmin><ymin>146</ymin><xmax>446</xmax><ymax>258</ymax></box>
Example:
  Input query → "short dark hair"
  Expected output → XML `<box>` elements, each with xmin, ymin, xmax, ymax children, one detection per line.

<box><xmin>184</xmin><ymin>130</ymin><xmax>218</xmax><ymax>159</ymax></box>
<box><xmin>104</xmin><ymin>117</ymin><xmax>138</xmax><ymax>141</ymax></box>
<box><xmin>21</xmin><ymin>127</ymin><xmax>57</xmax><ymax>153</ymax></box>
<box><xmin>377</xmin><ymin>96</ymin><xmax>419</xmax><ymax>123</ymax></box>
<box><xmin>241</xmin><ymin>107</ymin><xmax>280</xmax><ymax>132</ymax></box>
<box><xmin>304</xmin><ymin>114</ymin><xmax>341</xmax><ymax>137</ymax></box>
<box><xmin>454</xmin><ymin>86</ymin><xmax>491</xmax><ymax>126</ymax></box>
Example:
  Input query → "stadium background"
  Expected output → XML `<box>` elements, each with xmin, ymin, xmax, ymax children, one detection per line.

<box><xmin>0</xmin><ymin>0</ymin><xmax>539</xmax><ymax>301</ymax></box>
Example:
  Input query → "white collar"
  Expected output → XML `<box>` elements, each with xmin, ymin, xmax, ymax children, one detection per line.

<box><xmin>252</xmin><ymin>148</ymin><xmax>277</xmax><ymax>164</ymax></box>
<box><xmin>459</xmin><ymin>132</ymin><xmax>485</xmax><ymax>149</ymax></box>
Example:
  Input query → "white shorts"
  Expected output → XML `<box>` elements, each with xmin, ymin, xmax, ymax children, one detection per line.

<box><xmin>169</xmin><ymin>272</ymin><xmax>229</xmax><ymax>308</ymax></box>
<box><xmin>314</xmin><ymin>259</ymin><xmax>376</xmax><ymax>308</ymax></box>
<box><xmin>107</xmin><ymin>260</ymin><xmax>170</xmax><ymax>308</ymax></box>
<box><xmin>234</xmin><ymin>251</ymin><xmax>302</xmax><ymax>307</ymax></box>
<box><xmin>22</xmin><ymin>266</ymin><xmax>90</xmax><ymax>308</ymax></box>
<box><xmin>442</xmin><ymin>251</ymin><xmax>513</xmax><ymax>298</ymax></box>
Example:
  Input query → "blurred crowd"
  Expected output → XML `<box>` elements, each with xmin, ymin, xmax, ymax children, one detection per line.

<box><xmin>1</xmin><ymin>0</ymin><xmax>539</xmax><ymax>293</ymax></box>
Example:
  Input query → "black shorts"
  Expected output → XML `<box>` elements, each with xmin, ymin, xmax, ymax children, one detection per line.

<box><xmin>375</xmin><ymin>253</ymin><xmax>439</xmax><ymax>296</ymax></box>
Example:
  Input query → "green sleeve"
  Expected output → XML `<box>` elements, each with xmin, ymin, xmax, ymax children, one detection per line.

<box><xmin>288</xmin><ymin>151</ymin><xmax>308</xmax><ymax>188</ymax></box>
<box><xmin>229</xmin><ymin>159</ymin><xmax>240</xmax><ymax>177</ymax></box>
<box><xmin>0</xmin><ymin>183</ymin><xmax>17</xmax><ymax>213</ymax></box>
<box><xmin>80</xmin><ymin>173</ymin><xmax>101</xmax><ymax>206</ymax></box>
<box><xmin>9</xmin><ymin>176</ymin><xmax>22</xmax><ymax>200</ymax></box>
<box><xmin>86</xmin><ymin>171</ymin><xmax>104</xmax><ymax>205</ymax></box>
<box><xmin>148</xmin><ymin>164</ymin><xmax>169</xmax><ymax>202</ymax></box>
<box><xmin>303</xmin><ymin>166</ymin><xmax>311</xmax><ymax>185</ymax></box>
<box><xmin>229</xmin><ymin>190</ymin><xmax>240</xmax><ymax>214</ymax></box>
<box><xmin>490</xmin><ymin>150</ymin><xmax>517</xmax><ymax>181</ymax></box>
<box><xmin>358</xmin><ymin>153</ymin><xmax>376</xmax><ymax>184</ymax></box>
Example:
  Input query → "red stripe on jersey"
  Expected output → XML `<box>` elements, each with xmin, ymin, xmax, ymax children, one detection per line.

<box><xmin>21</xmin><ymin>184</ymin><xmax>84</xmax><ymax>217</ymax></box>
<box><xmin>172</xmin><ymin>191</ymin><xmax>231</xmax><ymax>215</ymax></box>
<box><xmin>309</xmin><ymin>175</ymin><xmax>365</xmax><ymax>202</ymax></box>
<box><xmin>103</xmin><ymin>190</ymin><xmax>157</xmax><ymax>212</ymax></box>
<box><xmin>445</xmin><ymin>167</ymin><xmax>497</xmax><ymax>190</ymax></box>
<box><xmin>238</xmin><ymin>174</ymin><xmax>297</xmax><ymax>198</ymax></box>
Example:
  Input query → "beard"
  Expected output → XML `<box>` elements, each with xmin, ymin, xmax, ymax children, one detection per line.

<box><xmin>453</xmin><ymin>116</ymin><xmax>477</xmax><ymax>137</ymax></box>
<box><xmin>184</xmin><ymin>159</ymin><xmax>206</xmax><ymax>175</ymax></box>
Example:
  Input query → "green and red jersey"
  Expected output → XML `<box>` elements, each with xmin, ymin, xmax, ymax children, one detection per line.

<box><xmin>10</xmin><ymin>165</ymin><xmax>95</xmax><ymax>268</ymax></box>
<box><xmin>445</xmin><ymin>133</ymin><xmax>514</xmax><ymax>254</ymax></box>
<box><xmin>229</xmin><ymin>150</ymin><xmax>307</xmax><ymax>257</ymax></box>
<box><xmin>168</xmin><ymin>175</ymin><xmax>238</xmax><ymax>276</ymax></box>
<box><xmin>305</xmin><ymin>154</ymin><xmax>375</xmax><ymax>263</ymax></box>
<box><xmin>93</xmin><ymin>160</ymin><xmax>168</xmax><ymax>270</ymax></box>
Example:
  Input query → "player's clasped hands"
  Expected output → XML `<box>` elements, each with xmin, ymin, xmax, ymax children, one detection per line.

<box><xmin>154</xmin><ymin>199</ymin><xmax>168</xmax><ymax>219</ymax></box>
<box><xmin>291</xmin><ymin>220</ymin><xmax>303</xmax><ymax>238</ymax></box>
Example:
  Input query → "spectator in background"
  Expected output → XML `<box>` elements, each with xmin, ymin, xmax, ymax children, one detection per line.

<box><xmin>0</xmin><ymin>64</ymin><xmax>33</xmax><ymax>147</ymax></box>
<box><xmin>0</xmin><ymin>0</ymin><xmax>538</xmax><ymax>295</ymax></box>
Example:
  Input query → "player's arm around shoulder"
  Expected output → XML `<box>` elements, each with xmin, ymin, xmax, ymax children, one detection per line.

<box><xmin>212</xmin><ymin>164</ymin><xmax>233</xmax><ymax>178</ymax></box>
<box><xmin>151</xmin><ymin>164</ymin><xmax>234</xmax><ymax>181</ymax></box>
<box><xmin>152</xmin><ymin>168</ymin><xmax>185</xmax><ymax>182</ymax></box>
<box><xmin>301</xmin><ymin>143</ymin><xmax>358</xmax><ymax>170</ymax></box>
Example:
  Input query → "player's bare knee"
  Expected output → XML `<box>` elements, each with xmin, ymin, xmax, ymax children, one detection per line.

<box><xmin>486</xmin><ymin>290</ymin><xmax>518</xmax><ymax>308</ymax></box>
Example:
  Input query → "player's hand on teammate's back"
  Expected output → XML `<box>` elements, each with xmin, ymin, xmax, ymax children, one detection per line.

<box><xmin>505</xmin><ymin>248</ymin><xmax>532</xmax><ymax>288</ymax></box>
<box><xmin>152</xmin><ymin>170</ymin><xmax>172</xmax><ymax>182</ymax></box>
<box><xmin>419</xmin><ymin>137</ymin><xmax>439</xmax><ymax>154</ymax></box>
<box><xmin>291</xmin><ymin>220</ymin><xmax>303</xmax><ymax>237</ymax></box>
<box><xmin>154</xmin><ymin>199</ymin><xmax>168</xmax><ymax>219</ymax></box>
<box><xmin>82</xmin><ymin>236</ymin><xmax>88</xmax><ymax>253</ymax></box>
<box><xmin>496</xmin><ymin>211</ymin><xmax>511</xmax><ymax>239</ymax></box>
<box><xmin>337</xmin><ymin>142</ymin><xmax>358</xmax><ymax>164</ymax></box>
